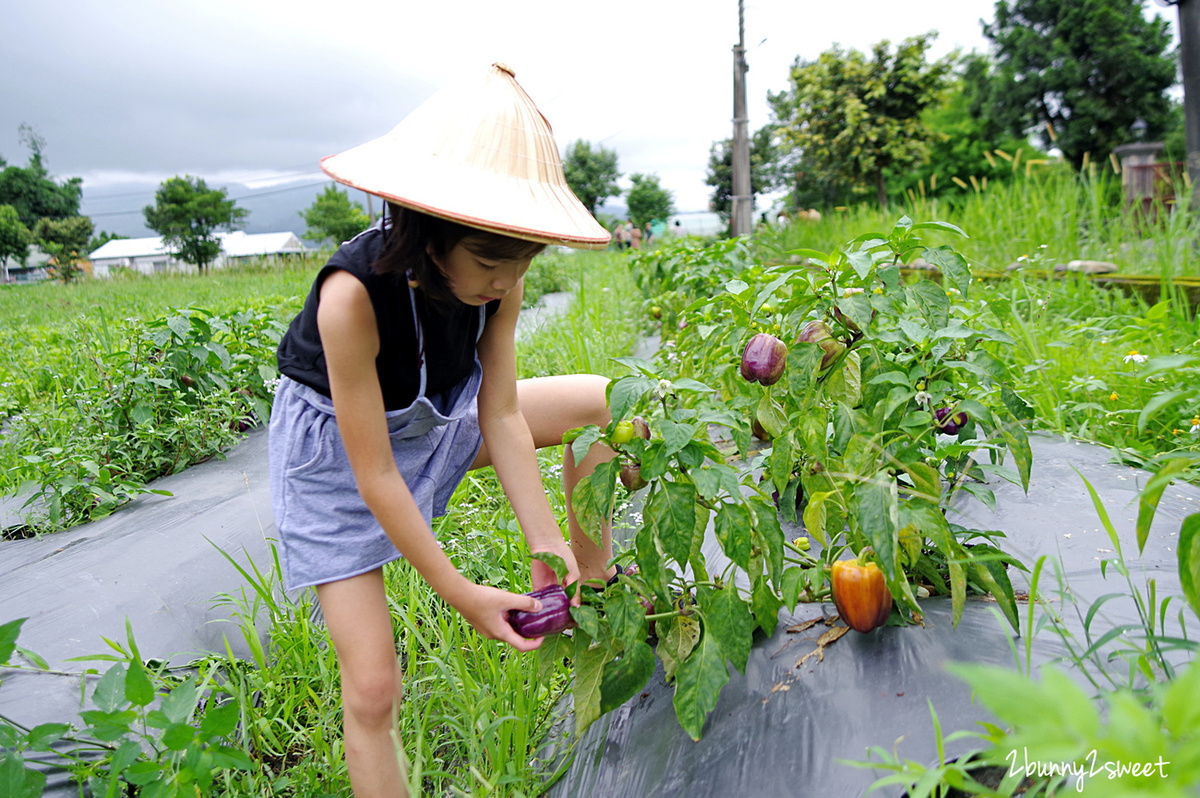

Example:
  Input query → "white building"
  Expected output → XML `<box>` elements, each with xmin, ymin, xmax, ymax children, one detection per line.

<box><xmin>89</xmin><ymin>231</ymin><xmax>306</xmax><ymax>277</ymax></box>
<box><xmin>665</xmin><ymin>212</ymin><xmax>725</xmax><ymax>238</ymax></box>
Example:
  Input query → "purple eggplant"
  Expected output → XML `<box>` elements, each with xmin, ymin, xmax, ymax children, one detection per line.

<box><xmin>507</xmin><ymin>584</ymin><xmax>574</xmax><ymax>638</ymax></box>
<box><xmin>934</xmin><ymin>406</ymin><xmax>969</xmax><ymax>435</ymax></box>
<box><xmin>797</xmin><ymin>320</ymin><xmax>845</xmax><ymax>369</ymax></box>
<box><xmin>740</xmin><ymin>333</ymin><xmax>788</xmax><ymax>386</ymax></box>
<box><xmin>619</xmin><ymin>461</ymin><xmax>648</xmax><ymax>491</ymax></box>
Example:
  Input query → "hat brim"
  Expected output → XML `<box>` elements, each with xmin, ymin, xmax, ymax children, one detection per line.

<box><xmin>321</xmin><ymin>149</ymin><xmax>611</xmax><ymax>250</ymax></box>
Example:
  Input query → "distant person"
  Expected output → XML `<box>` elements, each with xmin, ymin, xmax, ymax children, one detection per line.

<box><xmin>630</xmin><ymin>223</ymin><xmax>643</xmax><ymax>250</ymax></box>
<box><xmin>613</xmin><ymin>222</ymin><xmax>630</xmax><ymax>249</ymax></box>
<box><xmin>270</xmin><ymin>63</ymin><xmax>617</xmax><ymax>798</ymax></box>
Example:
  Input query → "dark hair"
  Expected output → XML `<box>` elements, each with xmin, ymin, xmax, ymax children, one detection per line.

<box><xmin>373</xmin><ymin>203</ymin><xmax>547</xmax><ymax>306</ymax></box>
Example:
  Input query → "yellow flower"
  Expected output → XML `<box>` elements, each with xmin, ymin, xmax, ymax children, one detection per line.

<box><xmin>1110</xmin><ymin>392</ymin><xmax>1119</xmax><ymax>401</ymax></box>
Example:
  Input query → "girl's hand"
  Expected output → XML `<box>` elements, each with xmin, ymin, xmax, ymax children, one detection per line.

<box><xmin>530</xmin><ymin>539</ymin><xmax>582</xmax><ymax>604</ymax></box>
<box><xmin>450</xmin><ymin>582</ymin><xmax>546</xmax><ymax>652</ymax></box>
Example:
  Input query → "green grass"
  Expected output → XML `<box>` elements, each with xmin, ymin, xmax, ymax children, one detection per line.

<box><xmin>761</xmin><ymin>164</ymin><xmax>1200</xmax><ymax>279</ymax></box>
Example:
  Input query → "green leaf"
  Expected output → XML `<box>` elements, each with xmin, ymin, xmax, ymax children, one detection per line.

<box><xmin>569</xmin><ymin>604</ymin><xmax>602</xmax><ymax>641</ymax></box>
<box><xmin>1076</xmin><ymin>469</ymin><xmax>1122</xmax><ymax>560</ymax></box>
<box><xmin>606</xmin><ymin>590</ymin><xmax>649</xmax><ymax>649</ymax></box>
<box><xmin>755</xmin><ymin>395</ymin><xmax>788</xmax><ymax>438</ymax></box>
<box><xmin>162</xmin><ymin>722</ymin><xmax>196</xmax><ymax>751</ymax></box>
<box><xmin>1135</xmin><ymin>389</ymin><xmax>1187</xmax><ymax>433</ymax></box>
<box><xmin>23</xmin><ymin>723</ymin><xmax>69</xmax><ymax>752</ymax></box>
<box><xmin>93</xmin><ymin>663</ymin><xmax>129</xmax><ymax>714</ymax></box>
<box><xmin>780</xmin><ymin>567</ymin><xmax>806</xmax><ymax>611</ymax></box>
<box><xmin>160</xmin><ymin>678</ymin><xmax>198</xmax><ymax>725</ymax></box>
<box><xmin>1179</xmin><ymin>513</ymin><xmax>1200</xmax><ymax>622</ymax></box>
<box><xmin>852</xmin><ymin>472</ymin><xmax>900</xmax><ymax>582</ymax></box>
<box><xmin>714</xmin><ymin>502</ymin><xmax>753</xmax><ymax>571</ymax></box>
<box><xmin>198</xmin><ymin>700</ymin><xmax>240</xmax><ymax>740</ymax></box>
<box><xmin>531</xmin><ymin>551</ymin><xmax>569</xmax><ymax>583</ymax></box>
<box><xmin>998</xmin><ymin>422</ymin><xmax>1033</xmax><ymax>493</ymax></box>
<box><xmin>647</xmin><ymin>481</ymin><xmax>697</xmax><ymax>567</ymax></box>
<box><xmin>568</xmin><ymin>425</ymin><xmax>605</xmax><ymax>466</ymax></box>
<box><xmin>907</xmin><ymin>279</ymin><xmax>951</xmax><ymax>331</ymax></box>
<box><xmin>572</xmin><ymin>459</ymin><xmax>619</xmax><ymax>549</ymax></box>
<box><xmin>1136</xmin><ymin>459</ymin><xmax>1191</xmax><ymax>554</ymax></box>
<box><xmin>573</xmin><ymin>632</ymin><xmax>612</xmax><ymax>736</ymax></box>
<box><xmin>752</xmin><ymin>576</ymin><xmax>784</xmax><ymax>637</ymax></box>
<box><xmin>923</xmin><ymin>245</ymin><xmax>971</xmax><ymax>298</ymax></box>
<box><xmin>701</xmin><ymin>587</ymin><xmax>754</xmax><ymax>673</ymax></box>
<box><xmin>673</xmin><ymin>634</ymin><xmax>731</xmax><ymax>741</ymax></box>
<box><xmin>600</xmin><ymin>640</ymin><xmax>656</xmax><ymax>714</ymax></box>
<box><xmin>0</xmin><ymin>752</ymin><xmax>45</xmax><ymax>798</ymax></box>
<box><xmin>210</xmin><ymin>744</ymin><xmax>255</xmax><ymax>772</ymax></box>
<box><xmin>657</xmin><ymin>615</ymin><xmax>701</xmax><ymax>683</ymax></box>
<box><xmin>109</xmin><ymin>738</ymin><xmax>143</xmax><ymax>779</ymax></box>
<box><xmin>0</xmin><ymin>619</ymin><xmax>25</xmax><ymax>665</ymax></box>
<box><xmin>167</xmin><ymin>314</ymin><xmax>190</xmax><ymax>340</ymax></box>
<box><xmin>905</xmin><ymin>462</ymin><xmax>942</xmax><ymax>503</ymax></box>
<box><xmin>659</xmin><ymin>419</ymin><xmax>696</xmax><ymax>455</ymax></box>
<box><xmin>634</xmin><ymin>523</ymin><xmax>670</xmax><ymax>604</ymax></box>
<box><xmin>1162</xmin><ymin>658</ymin><xmax>1200</xmax><ymax>736</ymax></box>
<box><xmin>753</xmin><ymin>497</ymin><xmax>785</xmax><ymax>583</ymax></box>
<box><xmin>607</xmin><ymin>376</ymin><xmax>655</xmax><ymax>423</ymax></box>
<box><xmin>802</xmin><ymin>490</ymin><xmax>833</xmax><ymax>547</ymax></box>
<box><xmin>122</xmin><ymin>759</ymin><xmax>165</xmax><ymax>786</ymax></box>
<box><xmin>124</xmin><ymin>660</ymin><xmax>155</xmax><ymax>707</ymax></box>
<box><xmin>79</xmin><ymin>709</ymin><xmax>138</xmax><ymax>742</ymax></box>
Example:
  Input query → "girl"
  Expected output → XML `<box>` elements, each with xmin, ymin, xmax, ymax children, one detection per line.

<box><xmin>268</xmin><ymin>63</ymin><xmax>615</xmax><ymax>797</ymax></box>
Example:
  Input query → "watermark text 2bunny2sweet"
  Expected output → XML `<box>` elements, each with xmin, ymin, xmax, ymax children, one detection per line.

<box><xmin>1006</xmin><ymin>747</ymin><xmax>1170</xmax><ymax>792</ymax></box>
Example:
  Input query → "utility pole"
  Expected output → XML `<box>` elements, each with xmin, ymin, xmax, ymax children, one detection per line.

<box><xmin>731</xmin><ymin>0</ymin><xmax>753</xmax><ymax>237</ymax></box>
<box><xmin>1175</xmin><ymin>0</ymin><xmax>1200</xmax><ymax>208</ymax></box>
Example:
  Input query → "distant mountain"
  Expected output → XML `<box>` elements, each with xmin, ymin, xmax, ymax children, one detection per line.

<box><xmin>80</xmin><ymin>178</ymin><xmax>374</xmax><ymax>245</ymax></box>
<box><xmin>82</xmin><ymin>179</ymin><xmax>619</xmax><ymax>243</ymax></box>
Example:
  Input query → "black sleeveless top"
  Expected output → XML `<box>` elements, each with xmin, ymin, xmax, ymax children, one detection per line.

<box><xmin>276</xmin><ymin>223</ymin><xmax>501</xmax><ymax>411</ymax></box>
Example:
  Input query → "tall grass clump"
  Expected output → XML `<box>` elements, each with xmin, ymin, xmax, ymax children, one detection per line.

<box><xmin>761</xmin><ymin>159</ymin><xmax>1200</xmax><ymax>279</ymax></box>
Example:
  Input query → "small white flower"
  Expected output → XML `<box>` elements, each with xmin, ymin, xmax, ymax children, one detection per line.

<box><xmin>914</xmin><ymin>391</ymin><xmax>933</xmax><ymax>406</ymax></box>
<box><xmin>1122</xmin><ymin>350</ymin><xmax>1147</xmax><ymax>364</ymax></box>
<box><xmin>1191</xmin><ymin>416</ymin><xmax>1200</xmax><ymax>434</ymax></box>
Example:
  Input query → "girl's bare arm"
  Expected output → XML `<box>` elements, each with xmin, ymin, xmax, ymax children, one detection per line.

<box><xmin>317</xmin><ymin>269</ymin><xmax>542</xmax><ymax>649</ymax></box>
<box><xmin>475</xmin><ymin>279</ymin><xmax>579</xmax><ymax>591</ymax></box>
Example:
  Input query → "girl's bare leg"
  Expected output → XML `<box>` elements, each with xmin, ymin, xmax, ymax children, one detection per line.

<box><xmin>316</xmin><ymin>569</ymin><xmax>409</xmax><ymax>798</ymax></box>
<box><xmin>471</xmin><ymin>374</ymin><xmax>615</xmax><ymax>583</ymax></box>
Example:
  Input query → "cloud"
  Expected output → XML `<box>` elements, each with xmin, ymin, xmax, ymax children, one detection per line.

<box><xmin>1</xmin><ymin>0</ymin><xmax>1179</xmax><ymax>217</ymax></box>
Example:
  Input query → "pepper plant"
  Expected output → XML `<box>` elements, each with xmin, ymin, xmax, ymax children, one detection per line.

<box><xmin>556</xmin><ymin>218</ymin><xmax>1034</xmax><ymax>741</ymax></box>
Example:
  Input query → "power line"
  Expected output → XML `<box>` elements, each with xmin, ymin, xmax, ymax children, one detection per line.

<box><xmin>83</xmin><ymin>178</ymin><xmax>333</xmax><ymax>219</ymax></box>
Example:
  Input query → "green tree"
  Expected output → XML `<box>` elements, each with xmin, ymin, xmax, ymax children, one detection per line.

<box><xmin>302</xmin><ymin>184</ymin><xmax>370</xmax><ymax>245</ymax></box>
<box><xmin>626</xmin><ymin>173</ymin><xmax>674</xmax><ymax>229</ymax></box>
<box><xmin>705</xmin><ymin>125</ymin><xmax>780</xmax><ymax>221</ymax></box>
<box><xmin>982</xmin><ymin>0</ymin><xmax>1176</xmax><ymax>170</ymax></box>
<box><xmin>771</xmin><ymin>33</ymin><xmax>955</xmax><ymax>208</ymax></box>
<box><xmin>888</xmin><ymin>58</ymin><xmax>1049</xmax><ymax>200</ymax></box>
<box><xmin>0</xmin><ymin>125</ymin><xmax>83</xmax><ymax>225</ymax></box>
<box><xmin>34</xmin><ymin>216</ymin><xmax>94</xmax><ymax>283</ymax></box>
<box><xmin>143</xmin><ymin>176</ymin><xmax>247</xmax><ymax>273</ymax></box>
<box><xmin>0</xmin><ymin>204</ymin><xmax>33</xmax><ymax>281</ymax></box>
<box><xmin>88</xmin><ymin>230</ymin><xmax>128</xmax><ymax>253</ymax></box>
<box><xmin>562</xmin><ymin>140</ymin><xmax>621</xmax><ymax>216</ymax></box>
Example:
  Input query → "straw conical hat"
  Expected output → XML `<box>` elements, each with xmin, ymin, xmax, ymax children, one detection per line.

<box><xmin>320</xmin><ymin>63</ymin><xmax>611</xmax><ymax>249</ymax></box>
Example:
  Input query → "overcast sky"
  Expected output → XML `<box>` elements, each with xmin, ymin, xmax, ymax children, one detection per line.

<box><xmin>0</xmin><ymin>0</ymin><xmax>1180</xmax><ymax>217</ymax></box>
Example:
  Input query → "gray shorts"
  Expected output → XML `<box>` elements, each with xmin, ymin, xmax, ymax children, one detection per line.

<box><xmin>267</xmin><ymin>376</ymin><xmax>484</xmax><ymax>591</ymax></box>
